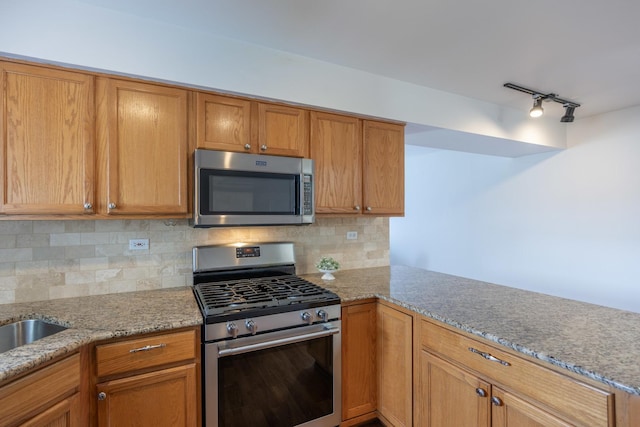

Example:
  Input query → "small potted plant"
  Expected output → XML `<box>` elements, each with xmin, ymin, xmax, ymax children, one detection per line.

<box><xmin>316</xmin><ymin>256</ymin><xmax>340</xmax><ymax>280</ymax></box>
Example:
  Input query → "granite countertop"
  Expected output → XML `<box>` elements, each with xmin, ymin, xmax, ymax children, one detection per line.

<box><xmin>303</xmin><ymin>266</ymin><xmax>640</xmax><ymax>396</ymax></box>
<box><xmin>1</xmin><ymin>265</ymin><xmax>639</xmax><ymax>398</ymax></box>
<box><xmin>0</xmin><ymin>287</ymin><xmax>202</xmax><ymax>383</ymax></box>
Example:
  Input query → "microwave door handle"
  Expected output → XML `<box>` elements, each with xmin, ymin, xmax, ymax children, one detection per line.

<box><xmin>217</xmin><ymin>327</ymin><xmax>339</xmax><ymax>357</ymax></box>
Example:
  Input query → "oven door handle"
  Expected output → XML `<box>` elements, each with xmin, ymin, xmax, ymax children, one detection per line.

<box><xmin>217</xmin><ymin>327</ymin><xmax>340</xmax><ymax>357</ymax></box>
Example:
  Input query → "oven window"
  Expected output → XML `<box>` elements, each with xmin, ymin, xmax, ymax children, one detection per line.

<box><xmin>201</xmin><ymin>170</ymin><xmax>299</xmax><ymax>215</ymax></box>
<box><xmin>218</xmin><ymin>335</ymin><xmax>333</xmax><ymax>427</ymax></box>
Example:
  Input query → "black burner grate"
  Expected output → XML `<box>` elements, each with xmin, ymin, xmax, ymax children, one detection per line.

<box><xmin>194</xmin><ymin>275</ymin><xmax>339</xmax><ymax>318</ymax></box>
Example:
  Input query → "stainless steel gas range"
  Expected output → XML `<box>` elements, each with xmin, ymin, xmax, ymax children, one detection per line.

<box><xmin>192</xmin><ymin>243</ymin><xmax>342</xmax><ymax>427</ymax></box>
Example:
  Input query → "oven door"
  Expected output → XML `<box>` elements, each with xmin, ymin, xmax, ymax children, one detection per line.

<box><xmin>204</xmin><ymin>322</ymin><xmax>341</xmax><ymax>427</ymax></box>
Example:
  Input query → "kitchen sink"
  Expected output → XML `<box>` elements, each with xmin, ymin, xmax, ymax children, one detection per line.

<box><xmin>0</xmin><ymin>319</ymin><xmax>68</xmax><ymax>354</ymax></box>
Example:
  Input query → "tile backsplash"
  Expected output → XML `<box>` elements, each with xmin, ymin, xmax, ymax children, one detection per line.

<box><xmin>0</xmin><ymin>217</ymin><xmax>389</xmax><ymax>305</ymax></box>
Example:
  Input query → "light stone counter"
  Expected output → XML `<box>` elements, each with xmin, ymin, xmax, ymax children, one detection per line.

<box><xmin>0</xmin><ymin>287</ymin><xmax>202</xmax><ymax>383</ymax></box>
<box><xmin>2</xmin><ymin>265</ymin><xmax>639</xmax><ymax>399</ymax></box>
<box><xmin>303</xmin><ymin>265</ymin><xmax>640</xmax><ymax>396</ymax></box>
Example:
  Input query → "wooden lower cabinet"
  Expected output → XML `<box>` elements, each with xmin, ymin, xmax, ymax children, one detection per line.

<box><xmin>94</xmin><ymin>327</ymin><xmax>199</xmax><ymax>427</ymax></box>
<box><xmin>0</xmin><ymin>353</ymin><xmax>83</xmax><ymax>427</ymax></box>
<box><xmin>417</xmin><ymin>349</ymin><xmax>490</xmax><ymax>426</ymax></box>
<box><xmin>96</xmin><ymin>364</ymin><xmax>197</xmax><ymax>427</ymax></box>
<box><xmin>20</xmin><ymin>393</ymin><xmax>81</xmax><ymax>427</ymax></box>
<box><xmin>416</xmin><ymin>318</ymin><xmax>613</xmax><ymax>427</ymax></box>
<box><xmin>377</xmin><ymin>303</ymin><xmax>413</xmax><ymax>427</ymax></box>
<box><xmin>491</xmin><ymin>386</ymin><xmax>572</xmax><ymax>427</ymax></box>
<box><xmin>417</xmin><ymin>350</ymin><xmax>572</xmax><ymax>427</ymax></box>
<box><xmin>341</xmin><ymin>302</ymin><xmax>377</xmax><ymax>424</ymax></box>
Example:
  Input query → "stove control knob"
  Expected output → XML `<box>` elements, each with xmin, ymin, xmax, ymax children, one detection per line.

<box><xmin>316</xmin><ymin>309</ymin><xmax>328</xmax><ymax>322</ymax></box>
<box><xmin>227</xmin><ymin>323</ymin><xmax>238</xmax><ymax>338</ymax></box>
<box><xmin>245</xmin><ymin>319</ymin><xmax>258</xmax><ymax>335</ymax></box>
<box><xmin>301</xmin><ymin>311</ymin><xmax>313</xmax><ymax>324</ymax></box>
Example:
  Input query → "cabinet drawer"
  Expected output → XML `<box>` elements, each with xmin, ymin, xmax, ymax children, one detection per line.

<box><xmin>97</xmin><ymin>330</ymin><xmax>196</xmax><ymax>378</ymax></box>
<box><xmin>420</xmin><ymin>319</ymin><xmax>613</xmax><ymax>427</ymax></box>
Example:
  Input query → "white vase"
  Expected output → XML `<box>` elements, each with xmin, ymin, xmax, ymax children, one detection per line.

<box><xmin>318</xmin><ymin>269</ymin><xmax>337</xmax><ymax>280</ymax></box>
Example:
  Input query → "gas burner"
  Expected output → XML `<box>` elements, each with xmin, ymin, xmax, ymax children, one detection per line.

<box><xmin>194</xmin><ymin>274</ymin><xmax>339</xmax><ymax>320</ymax></box>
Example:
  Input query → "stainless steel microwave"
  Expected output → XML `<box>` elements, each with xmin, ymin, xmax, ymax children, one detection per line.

<box><xmin>192</xmin><ymin>149</ymin><xmax>314</xmax><ymax>227</ymax></box>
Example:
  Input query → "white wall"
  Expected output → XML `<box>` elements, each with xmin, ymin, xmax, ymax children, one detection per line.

<box><xmin>391</xmin><ymin>105</ymin><xmax>640</xmax><ymax>313</ymax></box>
<box><xmin>0</xmin><ymin>0</ymin><xmax>565</xmax><ymax>151</ymax></box>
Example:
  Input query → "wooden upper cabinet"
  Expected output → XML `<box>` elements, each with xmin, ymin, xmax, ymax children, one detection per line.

<box><xmin>256</xmin><ymin>103</ymin><xmax>309</xmax><ymax>157</ymax></box>
<box><xmin>362</xmin><ymin>120</ymin><xmax>404</xmax><ymax>216</ymax></box>
<box><xmin>0</xmin><ymin>61</ymin><xmax>95</xmax><ymax>215</ymax></box>
<box><xmin>196</xmin><ymin>92</ymin><xmax>251</xmax><ymax>152</ymax></box>
<box><xmin>196</xmin><ymin>93</ymin><xmax>309</xmax><ymax>157</ymax></box>
<box><xmin>97</xmin><ymin>78</ymin><xmax>189</xmax><ymax>216</ymax></box>
<box><xmin>310</xmin><ymin>111</ymin><xmax>362</xmax><ymax>214</ymax></box>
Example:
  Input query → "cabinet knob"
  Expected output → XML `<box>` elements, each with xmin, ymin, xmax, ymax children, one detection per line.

<box><xmin>354</xmin><ymin>205</ymin><xmax>361</xmax><ymax>211</ymax></box>
<box><xmin>491</xmin><ymin>396</ymin><xmax>503</xmax><ymax>406</ymax></box>
<box><xmin>83</xmin><ymin>202</ymin><xmax>92</xmax><ymax>210</ymax></box>
<box><xmin>366</xmin><ymin>206</ymin><xmax>372</xmax><ymax>211</ymax></box>
<box><xmin>108</xmin><ymin>202</ymin><xmax>117</xmax><ymax>210</ymax></box>
<box><xmin>97</xmin><ymin>392</ymin><xmax>106</xmax><ymax>401</ymax></box>
<box><xmin>244</xmin><ymin>144</ymin><xmax>251</xmax><ymax>150</ymax></box>
<box><xmin>475</xmin><ymin>388</ymin><xmax>487</xmax><ymax>398</ymax></box>
<box><xmin>260</xmin><ymin>144</ymin><xmax>268</xmax><ymax>151</ymax></box>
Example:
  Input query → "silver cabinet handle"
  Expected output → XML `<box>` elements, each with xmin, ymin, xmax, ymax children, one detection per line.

<box><xmin>108</xmin><ymin>202</ymin><xmax>117</xmax><ymax>210</ymax></box>
<box><xmin>491</xmin><ymin>396</ymin><xmax>503</xmax><ymax>406</ymax></box>
<box><xmin>244</xmin><ymin>144</ymin><xmax>251</xmax><ymax>150</ymax></box>
<box><xmin>476</xmin><ymin>388</ymin><xmax>487</xmax><ymax>398</ymax></box>
<box><xmin>354</xmin><ymin>205</ymin><xmax>361</xmax><ymax>211</ymax></box>
<box><xmin>83</xmin><ymin>202</ymin><xmax>92</xmax><ymax>210</ymax></box>
<box><xmin>260</xmin><ymin>144</ymin><xmax>268</xmax><ymax>151</ymax></box>
<box><xmin>97</xmin><ymin>392</ymin><xmax>106</xmax><ymax>401</ymax></box>
<box><xmin>129</xmin><ymin>343</ymin><xmax>166</xmax><ymax>353</ymax></box>
<box><xmin>366</xmin><ymin>206</ymin><xmax>372</xmax><ymax>211</ymax></box>
<box><xmin>468</xmin><ymin>347</ymin><xmax>511</xmax><ymax>366</ymax></box>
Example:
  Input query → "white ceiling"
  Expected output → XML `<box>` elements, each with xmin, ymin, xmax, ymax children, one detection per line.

<box><xmin>78</xmin><ymin>0</ymin><xmax>640</xmax><ymax>119</ymax></box>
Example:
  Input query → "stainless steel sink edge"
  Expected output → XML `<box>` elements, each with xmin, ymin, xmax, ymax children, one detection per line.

<box><xmin>0</xmin><ymin>319</ymin><xmax>70</xmax><ymax>355</ymax></box>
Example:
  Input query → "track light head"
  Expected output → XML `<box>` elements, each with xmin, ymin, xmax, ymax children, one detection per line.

<box><xmin>529</xmin><ymin>96</ymin><xmax>544</xmax><ymax>118</ymax></box>
<box><xmin>561</xmin><ymin>105</ymin><xmax>576</xmax><ymax>123</ymax></box>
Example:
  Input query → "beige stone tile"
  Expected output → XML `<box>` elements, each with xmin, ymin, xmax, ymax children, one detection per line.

<box><xmin>0</xmin><ymin>221</ymin><xmax>33</xmax><ymax>234</ymax></box>
<box><xmin>0</xmin><ymin>248</ymin><xmax>32</xmax><ymax>263</ymax></box>
<box><xmin>32</xmin><ymin>221</ymin><xmax>64</xmax><ymax>233</ymax></box>
<box><xmin>0</xmin><ymin>235</ymin><xmax>17</xmax><ymax>249</ymax></box>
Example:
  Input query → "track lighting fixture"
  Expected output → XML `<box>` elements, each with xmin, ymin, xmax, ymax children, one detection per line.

<box><xmin>504</xmin><ymin>83</ymin><xmax>581</xmax><ymax>123</ymax></box>
<box><xmin>529</xmin><ymin>96</ymin><xmax>544</xmax><ymax>118</ymax></box>
<box><xmin>561</xmin><ymin>105</ymin><xmax>576</xmax><ymax>123</ymax></box>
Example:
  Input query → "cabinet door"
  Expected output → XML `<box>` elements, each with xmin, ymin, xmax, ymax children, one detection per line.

<box><xmin>362</xmin><ymin>120</ymin><xmax>404</xmax><ymax>216</ymax></box>
<box><xmin>342</xmin><ymin>303</ymin><xmax>377</xmax><ymax>421</ymax></box>
<box><xmin>416</xmin><ymin>350</ymin><xmax>491</xmax><ymax>427</ymax></box>
<box><xmin>377</xmin><ymin>304</ymin><xmax>413</xmax><ymax>427</ymax></box>
<box><xmin>196</xmin><ymin>92</ymin><xmax>252</xmax><ymax>152</ymax></box>
<box><xmin>19</xmin><ymin>393</ymin><xmax>81</xmax><ymax>427</ymax></box>
<box><xmin>0</xmin><ymin>62</ymin><xmax>95</xmax><ymax>215</ymax></box>
<box><xmin>492</xmin><ymin>387</ymin><xmax>572</xmax><ymax>427</ymax></box>
<box><xmin>310</xmin><ymin>111</ymin><xmax>362</xmax><ymax>214</ymax></box>
<box><xmin>98</xmin><ymin>78</ymin><xmax>188</xmax><ymax>216</ymax></box>
<box><xmin>257</xmin><ymin>103</ymin><xmax>309</xmax><ymax>157</ymax></box>
<box><xmin>97</xmin><ymin>364</ymin><xmax>197</xmax><ymax>427</ymax></box>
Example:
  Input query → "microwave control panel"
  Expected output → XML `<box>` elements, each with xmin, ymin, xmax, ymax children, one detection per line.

<box><xmin>303</xmin><ymin>175</ymin><xmax>313</xmax><ymax>215</ymax></box>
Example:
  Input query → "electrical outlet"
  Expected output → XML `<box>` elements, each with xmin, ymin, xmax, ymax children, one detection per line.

<box><xmin>346</xmin><ymin>231</ymin><xmax>358</xmax><ymax>240</ymax></box>
<box><xmin>129</xmin><ymin>239</ymin><xmax>149</xmax><ymax>251</ymax></box>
